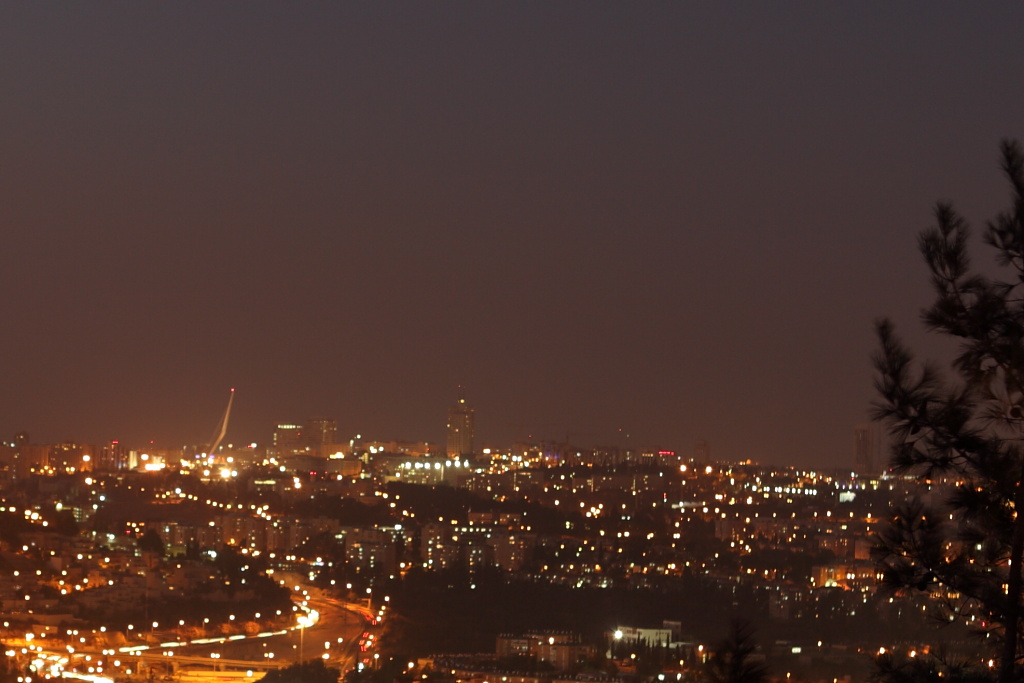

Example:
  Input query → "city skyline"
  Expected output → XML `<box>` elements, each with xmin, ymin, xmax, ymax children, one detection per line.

<box><xmin>1</xmin><ymin>4</ymin><xmax>1023</xmax><ymax>468</ymax></box>
<box><xmin>0</xmin><ymin>390</ymin><xmax>921</xmax><ymax>478</ymax></box>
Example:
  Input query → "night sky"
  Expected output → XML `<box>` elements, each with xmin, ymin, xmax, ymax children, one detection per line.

<box><xmin>2</xmin><ymin>3</ymin><xmax>1023</xmax><ymax>468</ymax></box>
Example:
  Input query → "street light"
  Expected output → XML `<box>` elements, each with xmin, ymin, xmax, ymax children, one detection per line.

<box><xmin>297</xmin><ymin>615</ymin><xmax>312</xmax><ymax>662</ymax></box>
<box><xmin>607</xmin><ymin>629</ymin><xmax>623</xmax><ymax>659</ymax></box>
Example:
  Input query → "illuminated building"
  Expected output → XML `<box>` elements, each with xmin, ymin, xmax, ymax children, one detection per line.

<box><xmin>271</xmin><ymin>423</ymin><xmax>307</xmax><ymax>457</ymax></box>
<box><xmin>446</xmin><ymin>395</ymin><xmax>475</xmax><ymax>460</ymax></box>
<box><xmin>6</xmin><ymin>432</ymin><xmax>47</xmax><ymax>479</ymax></box>
<box><xmin>496</xmin><ymin>632</ymin><xmax>593</xmax><ymax>671</ymax></box>
<box><xmin>48</xmin><ymin>441</ymin><xmax>97</xmax><ymax>473</ymax></box>
<box><xmin>99</xmin><ymin>440</ymin><xmax>128</xmax><ymax>470</ymax></box>
<box><xmin>273</xmin><ymin>418</ymin><xmax>338</xmax><ymax>456</ymax></box>
<box><xmin>341</xmin><ymin>528</ymin><xmax>398</xmax><ymax>574</ymax></box>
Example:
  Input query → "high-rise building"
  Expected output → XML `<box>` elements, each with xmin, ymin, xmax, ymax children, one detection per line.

<box><xmin>853</xmin><ymin>423</ymin><xmax>877</xmax><ymax>475</ymax></box>
<box><xmin>305</xmin><ymin>417</ymin><xmax>338</xmax><ymax>448</ymax></box>
<box><xmin>694</xmin><ymin>440</ymin><xmax>710</xmax><ymax>464</ymax></box>
<box><xmin>272</xmin><ymin>424</ymin><xmax>304</xmax><ymax>455</ymax></box>
<box><xmin>100</xmin><ymin>440</ymin><xmax>128</xmax><ymax>470</ymax></box>
<box><xmin>446</xmin><ymin>395</ymin><xmax>475</xmax><ymax>460</ymax></box>
<box><xmin>272</xmin><ymin>418</ymin><xmax>338</xmax><ymax>457</ymax></box>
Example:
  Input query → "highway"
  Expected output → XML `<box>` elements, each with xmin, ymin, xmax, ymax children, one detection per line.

<box><xmin>22</xmin><ymin>585</ymin><xmax>383</xmax><ymax>681</ymax></box>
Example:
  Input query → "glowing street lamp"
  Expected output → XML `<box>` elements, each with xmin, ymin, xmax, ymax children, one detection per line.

<box><xmin>297</xmin><ymin>615</ymin><xmax>313</xmax><ymax>662</ymax></box>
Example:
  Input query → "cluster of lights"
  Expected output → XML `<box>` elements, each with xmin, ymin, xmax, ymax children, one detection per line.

<box><xmin>397</xmin><ymin>459</ymin><xmax>470</xmax><ymax>471</ymax></box>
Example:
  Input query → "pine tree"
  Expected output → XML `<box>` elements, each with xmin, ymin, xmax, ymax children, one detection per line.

<box><xmin>137</xmin><ymin>528</ymin><xmax>165</xmax><ymax>557</ymax></box>
<box><xmin>873</xmin><ymin>139</ymin><xmax>1024</xmax><ymax>683</ymax></box>
<box><xmin>704</xmin><ymin>619</ymin><xmax>769</xmax><ymax>683</ymax></box>
<box><xmin>262</xmin><ymin>658</ymin><xmax>340</xmax><ymax>683</ymax></box>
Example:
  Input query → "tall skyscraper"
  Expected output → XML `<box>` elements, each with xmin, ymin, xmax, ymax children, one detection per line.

<box><xmin>272</xmin><ymin>418</ymin><xmax>338</xmax><ymax>456</ymax></box>
<box><xmin>853</xmin><ymin>423</ymin><xmax>877</xmax><ymax>475</ymax></box>
<box><xmin>446</xmin><ymin>395</ymin><xmax>475</xmax><ymax>460</ymax></box>
<box><xmin>272</xmin><ymin>424</ymin><xmax>304</xmax><ymax>455</ymax></box>
<box><xmin>305</xmin><ymin>417</ymin><xmax>338</xmax><ymax>447</ymax></box>
<box><xmin>100</xmin><ymin>440</ymin><xmax>127</xmax><ymax>470</ymax></box>
<box><xmin>694</xmin><ymin>440</ymin><xmax>710</xmax><ymax>464</ymax></box>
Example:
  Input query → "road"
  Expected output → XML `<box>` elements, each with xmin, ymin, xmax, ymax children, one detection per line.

<box><xmin>26</xmin><ymin>587</ymin><xmax>380</xmax><ymax>681</ymax></box>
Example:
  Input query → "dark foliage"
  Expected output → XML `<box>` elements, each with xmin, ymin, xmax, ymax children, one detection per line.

<box><xmin>291</xmin><ymin>495</ymin><xmax>394</xmax><ymax>526</ymax></box>
<box><xmin>260</xmin><ymin>658</ymin><xmax>340</xmax><ymax>683</ymax></box>
<box><xmin>383</xmin><ymin>566</ymin><xmax>756</xmax><ymax>656</ymax></box>
<box><xmin>0</xmin><ymin>643</ymin><xmax>25</xmax><ymax>683</ymax></box>
<box><xmin>40</xmin><ymin>506</ymin><xmax>79</xmax><ymax>536</ymax></box>
<box><xmin>873</xmin><ymin>140</ymin><xmax>1024</xmax><ymax>683</ymax></box>
<box><xmin>871</xmin><ymin>651</ymin><xmax>995</xmax><ymax>683</ymax></box>
<box><xmin>137</xmin><ymin>528</ymin><xmax>165</xmax><ymax>556</ymax></box>
<box><xmin>0</xmin><ymin>508</ymin><xmax>31</xmax><ymax>546</ymax></box>
<box><xmin>704</xmin><ymin>619</ymin><xmax>769</xmax><ymax>683</ymax></box>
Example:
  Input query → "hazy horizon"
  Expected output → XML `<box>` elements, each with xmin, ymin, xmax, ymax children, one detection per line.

<box><xmin>2</xmin><ymin>3</ymin><xmax>1023</xmax><ymax>468</ymax></box>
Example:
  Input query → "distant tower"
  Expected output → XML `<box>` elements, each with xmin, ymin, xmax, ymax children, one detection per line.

<box><xmin>853</xmin><ymin>424</ymin><xmax>876</xmax><ymax>475</ymax></box>
<box><xmin>102</xmin><ymin>440</ymin><xmax>127</xmax><ymax>470</ymax></box>
<box><xmin>305</xmin><ymin>417</ymin><xmax>338</xmax><ymax>448</ymax></box>
<box><xmin>694</xmin><ymin>440</ymin><xmax>710</xmax><ymax>464</ymax></box>
<box><xmin>446</xmin><ymin>393</ymin><xmax>475</xmax><ymax>460</ymax></box>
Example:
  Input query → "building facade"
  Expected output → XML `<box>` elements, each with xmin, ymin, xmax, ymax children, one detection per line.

<box><xmin>446</xmin><ymin>396</ymin><xmax>475</xmax><ymax>460</ymax></box>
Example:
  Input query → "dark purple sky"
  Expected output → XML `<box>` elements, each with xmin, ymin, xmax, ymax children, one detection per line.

<box><xmin>1</xmin><ymin>3</ymin><xmax>1023</xmax><ymax>468</ymax></box>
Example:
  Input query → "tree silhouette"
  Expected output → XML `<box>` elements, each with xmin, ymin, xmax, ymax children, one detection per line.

<box><xmin>261</xmin><ymin>658</ymin><xmax>340</xmax><ymax>683</ymax></box>
<box><xmin>704</xmin><ymin>619</ymin><xmax>768</xmax><ymax>683</ymax></box>
<box><xmin>873</xmin><ymin>139</ymin><xmax>1024</xmax><ymax>683</ymax></box>
<box><xmin>872</xmin><ymin>649</ymin><xmax>996</xmax><ymax>683</ymax></box>
<box><xmin>137</xmin><ymin>528</ymin><xmax>165</xmax><ymax>557</ymax></box>
<box><xmin>0</xmin><ymin>643</ymin><xmax>24</xmax><ymax>683</ymax></box>
<box><xmin>46</xmin><ymin>508</ymin><xmax>79</xmax><ymax>536</ymax></box>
